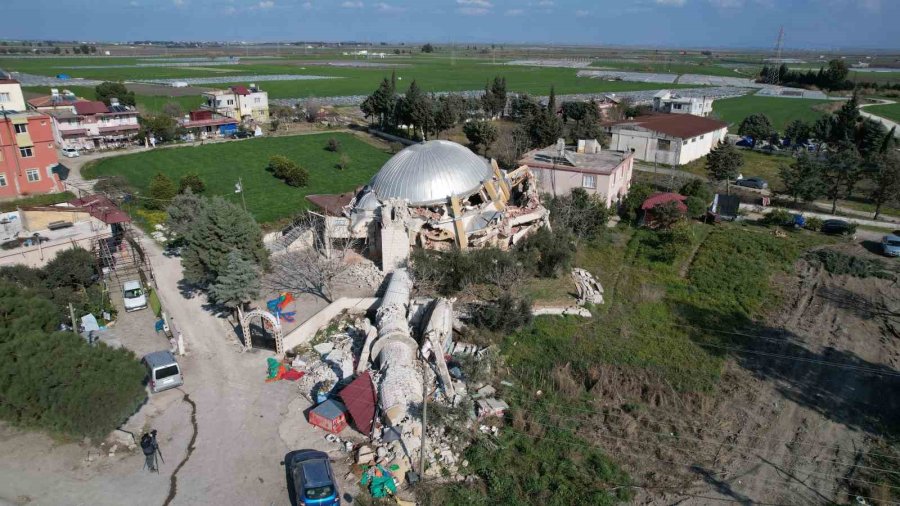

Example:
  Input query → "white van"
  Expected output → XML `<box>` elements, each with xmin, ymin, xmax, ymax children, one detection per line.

<box><xmin>142</xmin><ymin>351</ymin><xmax>184</xmax><ymax>393</ymax></box>
<box><xmin>123</xmin><ymin>280</ymin><xmax>148</xmax><ymax>312</ymax></box>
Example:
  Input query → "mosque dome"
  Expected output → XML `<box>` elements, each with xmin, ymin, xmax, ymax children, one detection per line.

<box><xmin>369</xmin><ymin>140</ymin><xmax>494</xmax><ymax>206</ymax></box>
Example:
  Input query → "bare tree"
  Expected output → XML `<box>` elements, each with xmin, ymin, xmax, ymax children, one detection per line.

<box><xmin>264</xmin><ymin>214</ymin><xmax>356</xmax><ymax>303</ymax></box>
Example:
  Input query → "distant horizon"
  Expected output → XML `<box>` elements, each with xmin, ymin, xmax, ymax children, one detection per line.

<box><xmin>6</xmin><ymin>0</ymin><xmax>900</xmax><ymax>52</ymax></box>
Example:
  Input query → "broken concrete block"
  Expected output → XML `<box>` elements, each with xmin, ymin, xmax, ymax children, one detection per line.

<box><xmin>357</xmin><ymin>446</ymin><xmax>375</xmax><ymax>465</ymax></box>
<box><xmin>572</xmin><ymin>268</ymin><xmax>604</xmax><ymax>306</ymax></box>
<box><xmin>474</xmin><ymin>385</ymin><xmax>496</xmax><ymax>399</ymax></box>
<box><xmin>313</xmin><ymin>342</ymin><xmax>334</xmax><ymax>357</ymax></box>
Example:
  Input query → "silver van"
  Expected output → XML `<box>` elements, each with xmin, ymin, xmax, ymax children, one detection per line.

<box><xmin>142</xmin><ymin>351</ymin><xmax>183</xmax><ymax>393</ymax></box>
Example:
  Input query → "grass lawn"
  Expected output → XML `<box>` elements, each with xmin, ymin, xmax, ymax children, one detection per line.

<box><xmin>680</xmin><ymin>149</ymin><xmax>791</xmax><ymax>190</ymax></box>
<box><xmin>865</xmin><ymin>102</ymin><xmax>900</xmax><ymax>123</ymax></box>
<box><xmin>22</xmin><ymin>85</ymin><xmax>202</xmax><ymax>115</ymax></box>
<box><xmin>82</xmin><ymin>133</ymin><xmax>391</xmax><ymax>224</ymax></box>
<box><xmin>591</xmin><ymin>59</ymin><xmax>755</xmax><ymax>77</ymax></box>
<box><xmin>712</xmin><ymin>95</ymin><xmax>835</xmax><ymax>133</ymax></box>
<box><xmin>0</xmin><ymin>191</ymin><xmax>76</xmax><ymax>211</ymax></box>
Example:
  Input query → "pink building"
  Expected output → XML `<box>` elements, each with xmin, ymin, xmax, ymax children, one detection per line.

<box><xmin>519</xmin><ymin>139</ymin><xmax>634</xmax><ymax>208</ymax></box>
<box><xmin>0</xmin><ymin>111</ymin><xmax>63</xmax><ymax>199</ymax></box>
<box><xmin>49</xmin><ymin>100</ymin><xmax>140</xmax><ymax>151</ymax></box>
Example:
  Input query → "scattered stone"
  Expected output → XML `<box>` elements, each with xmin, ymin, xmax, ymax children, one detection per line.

<box><xmin>313</xmin><ymin>342</ymin><xmax>334</xmax><ymax>357</ymax></box>
<box><xmin>474</xmin><ymin>385</ymin><xmax>496</xmax><ymax>399</ymax></box>
<box><xmin>572</xmin><ymin>268</ymin><xmax>604</xmax><ymax>305</ymax></box>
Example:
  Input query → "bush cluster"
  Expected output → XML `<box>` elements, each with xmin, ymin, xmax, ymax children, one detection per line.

<box><xmin>806</xmin><ymin>250</ymin><xmax>893</xmax><ymax>279</ymax></box>
<box><xmin>469</xmin><ymin>293</ymin><xmax>533</xmax><ymax>332</ymax></box>
<box><xmin>267</xmin><ymin>155</ymin><xmax>309</xmax><ymax>187</ymax></box>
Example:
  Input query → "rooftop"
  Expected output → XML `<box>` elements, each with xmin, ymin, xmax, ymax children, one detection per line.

<box><xmin>608</xmin><ymin>113</ymin><xmax>727</xmax><ymax>139</ymax></box>
<box><xmin>519</xmin><ymin>145</ymin><xmax>631</xmax><ymax>175</ymax></box>
<box><xmin>74</xmin><ymin>101</ymin><xmax>111</xmax><ymax>115</ymax></box>
<box><xmin>27</xmin><ymin>95</ymin><xmax>86</xmax><ymax>108</ymax></box>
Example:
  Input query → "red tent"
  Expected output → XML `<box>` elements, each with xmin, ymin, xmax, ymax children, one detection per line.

<box><xmin>338</xmin><ymin>371</ymin><xmax>377</xmax><ymax>435</ymax></box>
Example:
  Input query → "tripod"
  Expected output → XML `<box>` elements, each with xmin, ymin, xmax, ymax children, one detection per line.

<box><xmin>141</xmin><ymin>431</ymin><xmax>165</xmax><ymax>473</ymax></box>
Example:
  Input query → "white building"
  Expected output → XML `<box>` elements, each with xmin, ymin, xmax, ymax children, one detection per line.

<box><xmin>607</xmin><ymin>114</ymin><xmax>728</xmax><ymax>166</ymax></box>
<box><xmin>49</xmin><ymin>100</ymin><xmax>141</xmax><ymax>151</ymax></box>
<box><xmin>0</xmin><ymin>77</ymin><xmax>27</xmax><ymax>113</ymax></box>
<box><xmin>652</xmin><ymin>90</ymin><xmax>714</xmax><ymax>117</ymax></box>
<box><xmin>202</xmin><ymin>84</ymin><xmax>269</xmax><ymax>123</ymax></box>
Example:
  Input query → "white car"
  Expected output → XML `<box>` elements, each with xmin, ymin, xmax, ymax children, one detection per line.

<box><xmin>61</xmin><ymin>147</ymin><xmax>80</xmax><ymax>158</ymax></box>
<box><xmin>123</xmin><ymin>280</ymin><xmax>148</xmax><ymax>312</ymax></box>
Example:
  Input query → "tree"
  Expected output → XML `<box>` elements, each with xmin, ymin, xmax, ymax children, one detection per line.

<box><xmin>181</xmin><ymin>197</ymin><xmax>267</xmax><ymax>288</ymax></box>
<box><xmin>651</xmin><ymin>200</ymin><xmax>684</xmax><ymax>230</ymax></box>
<box><xmin>867</xmin><ymin>152</ymin><xmax>900</xmax><ymax>220</ymax></box>
<box><xmin>679</xmin><ymin>179</ymin><xmax>713</xmax><ymax>203</ymax></box>
<box><xmin>493</xmin><ymin>126</ymin><xmax>531</xmax><ymax>170</ymax></box>
<box><xmin>326</xmin><ymin>137</ymin><xmax>341</xmax><ymax>152</ymax></box>
<box><xmin>706</xmin><ymin>142</ymin><xmax>744</xmax><ymax>194</ymax></box>
<box><xmin>620</xmin><ymin>182</ymin><xmax>655</xmax><ymax>222</ymax></box>
<box><xmin>147</xmin><ymin>173</ymin><xmax>177</xmax><ymax>210</ymax></box>
<box><xmin>161</xmin><ymin>101</ymin><xmax>184</xmax><ymax>118</ymax></box>
<box><xmin>140</xmin><ymin>114</ymin><xmax>181</xmax><ymax>143</ymax></box>
<box><xmin>546</xmin><ymin>188</ymin><xmax>610</xmax><ymax>244</ymax></box>
<box><xmin>463</xmin><ymin>120</ymin><xmax>498</xmax><ymax>155</ymax></box>
<box><xmin>336</xmin><ymin>154</ymin><xmax>351</xmax><ymax>171</ymax></box>
<box><xmin>481</xmin><ymin>76</ymin><xmax>507</xmax><ymax>118</ymax></box>
<box><xmin>547</xmin><ymin>85</ymin><xmax>557</xmax><ymax>116</ymax></box>
<box><xmin>421</xmin><ymin>43</ymin><xmax>434</xmax><ymax>53</ymax></box>
<box><xmin>563</xmin><ymin>100</ymin><xmax>605</xmax><ymax>144</ymax></box>
<box><xmin>264</xmin><ymin>215</ymin><xmax>355</xmax><ymax>303</ymax></box>
<box><xmin>825</xmin><ymin>59</ymin><xmax>849</xmax><ymax>87</ymax></box>
<box><xmin>166</xmin><ymin>190</ymin><xmax>207</xmax><ymax>239</ymax></box>
<box><xmin>44</xmin><ymin>248</ymin><xmax>97</xmax><ymax>289</ymax></box>
<box><xmin>433</xmin><ymin>94</ymin><xmax>462</xmax><ymax>138</ymax></box>
<box><xmin>778</xmin><ymin>153</ymin><xmax>825</xmax><ymax>203</ymax></box>
<box><xmin>208</xmin><ymin>250</ymin><xmax>261</xmax><ymax>321</ymax></box>
<box><xmin>821</xmin><ymin>144</ymin><xmax>862</xmax><ymax>214</ymax></box>
<box><xmin>737</xmin><ymin>113</ymin><xmax>775</xmax><ymax>146</ymax></box>
<box><xmin>267</xmin><ymin>155</ymin><xmax>309</xmax><ymax>187</ymax></box>
<box><xmin>785</xmin><ymin>119</ymin><xmax>812</xmax><ymax>146</ymax></box>
<box><xmin>178</xmin><ymin>173</ymin><xmax>205</xmax><ymax>194</ymax></box>
<box><xmin>363</xmin><ymin>76</ymin><xmax>397</xmax><ymax>128</ymax></box>
<box><xmin>94</xmin><ymin>81</ymin><xmax>136</xmax><ymax>107</ymax></box>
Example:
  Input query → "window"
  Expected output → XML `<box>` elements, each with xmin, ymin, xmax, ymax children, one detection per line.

<box><xmin>0</xmin><ymin>92</ymin><xmax>10</xmax><ymax>102</ymax></box>
<box><xmin>26</xmin><ymin>169</ymin><xmax>40</xmax><ymax>182</ymax></box>
<box><xmin>14</xmin><ymin>123</ymin><xmax>28</xmax><ymax>134</ymax></box>
<box><xmin>227</xmin><ymin>99</ymin><xmax>234</xmax><ymax>106</ymax></box>
<box><xmin>155</xmin><ymin>365</ymin><xmax>179</xmax><ymax>380</ymax></box>
<box><xmin>19</xmin><ymin>147</ymin><xmax>33</xmax><ymax>158</ymax></box>
<box><xmin>254</xmin><ymin>97</ymin><xmax>261</xmax><ymax>104</ymax></box>
<box><xmin>656</xmin><ymin>139</ymin><xmax>671</xmax><ymax>151</ymax></box>
<box><xmin>582</xmin><ymin>175</ymin><xmax>597</xmax><ymax>189</ymax></box>
<box><xmin>673</xmin><ymin>104</ymin><xmax>682</xmax><ymax>110</ymax></box>
<box><xmin>0</xmin><ymin>173</ymin><xmax>6</xmax><ymax>187</ymax></box>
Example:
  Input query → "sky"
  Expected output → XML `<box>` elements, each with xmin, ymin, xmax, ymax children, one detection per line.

<box><xmin>5</xmin><ymin>0</ymin><xmax>899</xmax><ymax>50</ymax></box>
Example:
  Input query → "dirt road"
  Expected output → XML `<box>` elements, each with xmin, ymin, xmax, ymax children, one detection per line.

<box><xmin>0</xmin><ymin>236</ymin><xmax>360</xmax><ymax>506</ymax></box>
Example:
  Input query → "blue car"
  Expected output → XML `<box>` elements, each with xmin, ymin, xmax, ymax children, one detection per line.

<box><xmin>883</xmin><ymin>233</ymin><xmax>900</xmax><ymax>257</ymax></box>
<box><xmin>285</xmin><ymin>450</ymin><xmax>340</xmax><ymax>506</ymax></box>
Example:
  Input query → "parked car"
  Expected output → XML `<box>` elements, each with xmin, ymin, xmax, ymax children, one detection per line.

<box><xmin>61</xmin><ymin>147</ymin><xmax>80</xmax><ymax>158</ymax></box>
<box><xmin>283</xmin><ymin>450</ymin><xmax>340</xmax><ymax>506</ymax></box>
<box><xmin>123</xmin><ymin>280</ymin><xmax>148</xmax><ymax>312</ymax></box>
<box><xmin>882</xmin><ymin>233</ymin><xmax>900</xmax><ymax>257</ymax></box>
<box><xmin>735</xmin><ymin>177</ymin><xmax>768</xmax><ymax>190</ymax></box>
<box><xmin>142</xmin><ymin>351</ymin><xmax>183</xmax><ymax>393</ymax></box>
<box><xmin>820</xmin><ymin>219</ymin><xmax>856</xmax><ymax>237</ymax></box>
<box><xmin>231</xmin><ymin>130</ymin><xmax>252</xmax><ymax>139</ymax></box>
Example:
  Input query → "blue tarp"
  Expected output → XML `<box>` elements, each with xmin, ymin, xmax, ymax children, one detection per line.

<box><xmin>219</xmin><ymin>124</ymin><xmax>238</xmax><ymax>135</ymax></box>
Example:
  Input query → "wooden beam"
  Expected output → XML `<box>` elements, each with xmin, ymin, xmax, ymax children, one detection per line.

<box><xmin>449</xmin><ymin>196</ymin><xmax>468</xmax><ymax>250</ymax></box>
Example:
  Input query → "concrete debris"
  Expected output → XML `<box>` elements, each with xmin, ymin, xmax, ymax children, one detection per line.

<box><xmin>357</xmin><ymin>445</ymin><xmax>375</xmax><ymax>465</ymax></box>
<box><xmin>532</xmin><ymin>306</ymin><xmax>592</xmax><ymax>317</ymax></box>
<box><xmin>337</xmin><ymin>260</ymin><xmax>384</xmax><ymax>290</ymax></box>
<box><xmin>421</xmin><ymin>298</ymin><xmax>456</xmax><ymax>397</ymax></box>
<box><xmin>450</xmin><ymin>342</ymin><xmax>479</xmax><ymax>356</ymax></box>
<box><xmin>572</xmin><ymin>268</ymin><xmax>604</xmax><ymax>306</ymax></box>
<box><xmin>313</xmin><ymin>342</ymin><xmax>334</xmax><ymax>357</ymax></box>
<box><xmin>476</xmin><ymin>398</ymin><xmax>509</xmax><ymax>419</ymax></box>
<box><xmin>473</xmin><ymin>385</ymin><xmax>496</xmax><ymax>399</ymax></box>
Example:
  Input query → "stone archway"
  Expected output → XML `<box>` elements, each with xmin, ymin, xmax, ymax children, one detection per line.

<box><xmin>239</xmin><ymin>309</ymin><xmax>284</xmax><ymax>355</ymax></box>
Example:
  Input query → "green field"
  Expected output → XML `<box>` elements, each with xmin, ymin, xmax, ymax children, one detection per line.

<box><xmin>681</xmin><ymin>149</ymin><xmax>790</xmax><ymax>190</ymax></box>
<box><xmin>82</xmin><ymin>132</ymin><xmax>391</xmax><ymax>224</ymax></box>
<box><xmin>711</xmin><ymin>94</ymin><xmax>835</xmax><ymax>133</ymax></box>
<box><xmin>22</xmin><ymin>85</ymin><xmax>201</xmax><ymax>115</ymax></box>
<box><xmin>866</xmin><ymin>102</ymin><xmax>900</xmax><ymax>123</ymax></box>
<box><xmin>2</xmin><ymin>55</ymin><xmax>702</xmax><ymax>100</ymax></box>
<box><xmin>591</xmin><ymin>59</ymin><xmax>755</xmax><ymax>77</ymax></box>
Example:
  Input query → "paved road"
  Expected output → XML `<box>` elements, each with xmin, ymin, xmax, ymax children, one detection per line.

<box><xmin>859</xmin><ymin>98</ymin><xmax>900</xmax><ymax>138</ymax></box>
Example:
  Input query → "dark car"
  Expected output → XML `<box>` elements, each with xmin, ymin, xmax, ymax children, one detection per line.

<box><xmin>735</xmin><ymin>177</ymin><xmax>768</xmax><ymax>190</ymax></box>
<box><xmin>284</xmin><ymin>450</ymin><xmax>340</xmax><ymax>506</ymax></box>
<box><xmin>231</xmin><ymin>130</ymin><xmax>252</xmax><ymax>139</ymax></box>
<box><xmin>821</xmin><ymin>219</ymin><xmax>856</xmax><ymax>237</ymax></box>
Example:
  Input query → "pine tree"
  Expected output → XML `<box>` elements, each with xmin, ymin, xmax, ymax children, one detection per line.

<box><xmin>147</xmin><ymin>173</ymin><xmax>177</xmax><ymax>210</ymax></box>
<box><xmin>208</xmin><ymin>250</ymin><xmax>261</xmax><ymax>321</ymax></box>
<box><xmin>779</xmin><ymin>153</ymin><xmax>825</xmax><ymax>203</ymax></box>
<box><xmin>706</xmin><ymin>142</ymin><xmax>744</xmax><ymax>194</ymax></box>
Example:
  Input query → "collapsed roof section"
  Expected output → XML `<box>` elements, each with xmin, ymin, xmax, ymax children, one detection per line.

<box><xmin>312</xmin><ymin>140</ymin><xmax>550</xmax><ymax>272</ymax></box>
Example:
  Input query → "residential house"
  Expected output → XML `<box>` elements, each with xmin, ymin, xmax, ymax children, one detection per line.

<box><xmin>652</xmin><ymin>90</ymin><xmax>714</xmax><ymax>117</ymax></box>
<box><xmin>178</xmin><ymin>109</ymin><xmax>239</xmax><ymax>140</ymax></box>
<box><xmin>202</xmin><ymin>84</ymin><xmax>269</xmax><ymax>123</ymax></box>
<box><xmin>519</xmin><ymin>139</ymin><xmax>635</xmax><ymax>208</ymax></box>
<box><xmin>26</xmin><ymin>88</ymin><xmax>87</xmax><ymax>114</ymax></box>
<box><xmin>49</xmin><ymin>99</ymin><xmax>141</xmax><ymax>151</ymax></box>
<box><xmin>0</xmin><ymin>77</ymin><xmax>27</xmax><ymax>113</ymax></box>
<box><xmin>0</xmin><ymin>111</ymin><xmax>63</xmax><ymax>199</ymax></box>
<box><xmin>606</xmin><ymin>114</ymin><xmax>728</xmax><ymax>165</ymax></box>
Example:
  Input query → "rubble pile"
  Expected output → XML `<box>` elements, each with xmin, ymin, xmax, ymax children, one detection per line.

<box><xmin>572</xmin><ymin>268</ymin><xmax>604</xmax><ymax>306</ymax></box>
<box><xmin>337</xmin><ymin>260</ymin><xmax>385</xmax><ymax>290</ymax></box>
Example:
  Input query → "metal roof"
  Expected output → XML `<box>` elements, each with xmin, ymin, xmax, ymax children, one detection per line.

<box><xmin>369</xmin><ymin>140</ymin><xmax>493</xmax><ymax>206</ymax></box>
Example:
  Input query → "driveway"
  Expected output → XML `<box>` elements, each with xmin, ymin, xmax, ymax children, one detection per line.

<box><xmin>859</xmin><ymin>98</ymin><xmax>900</xmax><ymax>138</ymax></box>
<box><xmin>0</xmin><ymin>233</ymin><xmax>360</xmax><ymax>506</ymax></box>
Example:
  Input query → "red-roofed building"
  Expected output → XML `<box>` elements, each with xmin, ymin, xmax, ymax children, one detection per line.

<box><xmin>202</xmin><ymin>83</ymin><xmax>269</xmax><ymax>123</ymax></box>
<box><xmin>0</xmin><ymin>111</ymin><xmax>63</xmax><ymax>199</ymax></box>
<box><xmin>606</xmin><ymin>113</ymin><xmax>728</xmax><ymax>165</ymax></box>
<box><xmin>178</xmin><ymin>109</ymin><xmax>239</xmax><ymax>139</ymax></box>
<box><xmin>641</xmin><ymin>192</ymin><xmax>687</xmax><ymax>227</ymax></box>
<box><xmin>48</xmin><ymin>98</ymin><xmax>141</xmax><ymax>151</ymax></box>
<box><xmin>27</xmin><ymin>88</ymin><xmax>90</xmax><ymax>114</ymax></box>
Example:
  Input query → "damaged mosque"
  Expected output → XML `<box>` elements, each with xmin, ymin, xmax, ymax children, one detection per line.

<box><xmin>306</xmin><ymin>139</ymin><xmax>550</xmax><ymax>271</ymax></box>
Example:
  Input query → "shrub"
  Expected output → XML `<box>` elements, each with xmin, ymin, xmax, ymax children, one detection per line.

<box><xmin>147</xmin><ymin>173</ymin><xmax>177</xmax><ymax>210</ymax></box>
<box><xmin>336</xmin><ymin>154</ymin><xmax>351</xmax><ymax>171</ymax></box>
<box><xmin>178</xmin><ymin>173</ymin><xmax>206</xmax><ymax>194</ymax></box>
<box><xmin>44</xmin><ymin>248</ymin><xmax>97</xmax><ymax>289</ymax></box>
<box><xmin>469</xmin><ymin>293</ymin><xmax>533</xmax><ymax>332</ymax></box>
<box><xmin>803</xmin><ymin>216</ymin><xmax>823</xmax><ymax>231</ymax></box>
<box><xmin>685</xmin><ymin>196</ymin><xmax>709</xmax><ymax>218</ymax></box>
<box><xmin>679</xmin><ymin>179</ymin><xmax>713</xmax><ymax>202</ymax></box>
<box><xmin>517</xmin><ymin>227</ymin><xmax>575</xmax><ymax>278</ymax></box>
<box><xmin>620</xmin><ymin>183</ymin><xmax>655</xmax><ymax>222</ymax></box>
<box><xmin>93</xmin><ymin>175</ymin><xmax>133</xmax><ymax>197</ymax></box>
<box><xmin>762</xmin><ymin>208</ymin><xmax>792</xmax><ymax>226</ymax></box>
<box><xmin>267</xmin><ymin>155</ymin><xmax>309</xmax><ymax>187</ymax></box>
<box><xmin>806</xmin><ymin>250</ymin><xmax>892</xmax><ymax>279</ymax></box>
<box><xmin>547</xmin><ymin>188</ymin><xmax>610</xmax><ymax>242</ymax></box>
<box><xmin>326</xmin><ymin>137</ymin><xmax>341</xmax><ymax>152</ymax></box>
